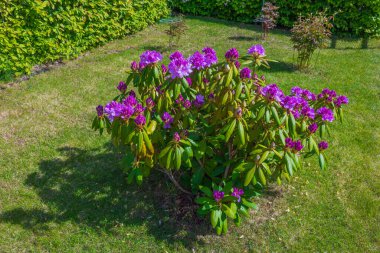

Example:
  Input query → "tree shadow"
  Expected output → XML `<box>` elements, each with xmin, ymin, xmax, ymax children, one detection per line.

<box><xmin>0</xmin><ymin>145</ymin><xmax>210</xmax><ymax>249</ymax></box>
<box><xmin>142</xmin><ymin>45</ymin><xmax>170</xmax><ymax>53</ymax></box>
<box><xmin>262</xmin><ymin>61</ymin><xmax>296</xmax><ymax>73</ymax></box>
<box><xmin>228</xmin><ymin>35</ymin><xmax>260</xmax><ymax>42</ymax></box>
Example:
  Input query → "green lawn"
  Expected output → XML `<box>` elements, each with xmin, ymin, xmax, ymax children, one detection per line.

<box><xmin>0</xmin><ymin>17</ymin><xmax>379</xmax><ymax>252</ymax></box>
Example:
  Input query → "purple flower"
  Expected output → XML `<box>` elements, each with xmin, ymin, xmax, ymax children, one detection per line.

<box><xmin>285</xmin><ymin>138</ymin><xmax>294</xmax><ymax>149</ymax></box>
<box><xmin>146</xmin><ymin>98</ymin><xmax>155</xmax><ymax>109</ymax></box>
<box><xmin>186</xmin><ymin>77</ymin><xmax>192</xmax><ymax>86</ymax></box>
<box><xmin>231</xmin><ymin>188</ymin><xmax>244</xmax><ymax>202</ymax></box>
<box><xmin>168</xmin><ymin>57</ymin><xmax>192</xmax><ymax>79</ymax></box>
<box><xmin>120</xmin><ymin>104</ymin><xmax>134</xmax><ymax>120</ymax></box>
<box><xmin>318</xmin><ymin>88</ymin><xmax>337</xmax><ymax>102</ymax></box>
<box><xmin>203</xmin><ymin>78</ymin><xmax>209</xmax><ymax>84</ymax></box>
<box><xmin>301</xmin><ymin>106</ymin><xmax>315</xmax><ymax>119</ymax></box>
<box><xmin>162</xmin><ymin>112</ymin><xmax>174</xmax><ymax>129</ymax></box>
<box><xmin>123</xmin><ymin>95</ymin><xmax>137</xmax><ymax>107</ymax></box>
<box><xmin>117</xmin><ymin>81</ymin><xmax>127</xmax><ymax>93</ymax></box>
<box><xmin>213</xmin><ymin>190</ymin><xmax>224</xmax><ymax>202</ymax></box>
<box><xmin>302</xmin><ymin>89</ymin><xmax>316</xmax><ymax>101</ymax></box>
<box><xmin>248</xmin><ymin>44</ymin><xmax>265</xmax><ymax>56</ymax></box>
<box><xmin>193</xmin><ymin>94</ymin><xmax>205</xmax><ymax>107</ymax></box>
<box><xmin>235</xmin><ymin>107</ymin><xmax>243</xmax><ymax>118</ymax></box>
<box><xmin>170</xmin><ymin>51</ymin><xmax>184</xmax><ymax>60</ymax></box>
<box><xmin>318</xmin><ymin>141</ymin><xmax>329</xmax><ymax>151</ymax></box>
<box><xmin>104</xmin><ymin>101</ymin><xmax>123</xmax><ymax>121</ymax></box>
<box><xmin>281</xmin><ymin>96</ymin><xmax>297</xmax><ymax>110</ymax></box>
<box><xmin>183</xmin><ymin>99</ymin><xmax>192</xmax><ymax>109</ymax></box>
<box><xmin>308</xmin><ymin>123</ymin><xmax>318</xmax><ymax>133</ymax></box>
<box><xmin>225</xmin><ymin>48</ymin><xmax>239</xmax><ymax>61</ymax></box>
<box><xmin>96</xmin><ymin>105</ymin><xmax>104</xmax><ymax>117</ymax></box>
<box><xmin>175</xmin><ymin>94</ymin><xmax>184</xmax><ymax>104</ymax></box>
<box><xmin>208</xmin><ymin>93</ymin><xmax>215</xmax><ymax>100</ymax></box>
<box><xmin>173</xmin><ymin>132</ymin><xmax>181</xmax><ymax>142</ymax></box>
<box><xmin>129</xmin><ymin>90</ymin><xmax>136</xmax><ymax>97</ymax></box>
<box><xmin>139</xmin><ymin>61</ymin><xmax>147</xmax><ymax>70</ymax></box>
<box><xmin>334</xmin><ymin>96</ymin><xmax>349</xmax><ymax>107</ymax></box>
<box><xmin>261</xmin><ymin>84</ymin><xmax>284</xmax><ymax>102</ymax></box>
<box><xmin>317</xmin><ymin>107</ymin><xmax>334</xmax><ymax>122</ymax></box>
<box><xmin>134</xmin><ymin>114</ymin><xmax>146</xmax><ymax>126</ymax></box>
<box><xmin>291</xmin><ymin>86</ymin><xmax>303</xmax><ymax>96</ymax></box>
<box><xmin>293</xmin><ymin>140</ymin><xmax>303</xmax><ymax>152</ymax></box>
<box><xmin>189</xmin><ymin>51</ymin><xmax>206</xmax><ymax>70</ymax></box>
<box><xmin>234</xmin><ymin>60</ymin><xmax>241</xmax><ymax>69</ymax></box>
<box><xmin>130</xmin><ymin>61</ymin><xmax>138</xmax><ymax>71</ymax></box>
<box><xmin>140</xmin><ymin>50</ymin><xmax>162</xmax><ymax>66</ymax></box>
<box><xmin>161</xmin><ymin>64</ymin><xmax>168</xmax><ymax>74</ymax></box>
<box><xmin>202</xmin><ymin>47</ymin><xmax>218</xmax><ymax>66</ymax></box>
<box><xmin>134</xmin><ymin>104</ymin><xmax>145</xmax><ymax>114</ymax></box>
<box><xmin>240</xmin><ymin>67</ymin><xmax>252</xmax><ymax>79</ymax></box>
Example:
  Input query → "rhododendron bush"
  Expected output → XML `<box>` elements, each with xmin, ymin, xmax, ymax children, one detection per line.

<box><xmin>92</xmin><ymin>45</ymin><xmax>348</xmax><ymax>234</ymax></box>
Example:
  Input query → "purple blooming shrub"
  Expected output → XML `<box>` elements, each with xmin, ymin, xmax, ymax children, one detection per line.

<box><xmin>92</xmin><ymin>46</ymin><xmax>348</xmax><ymax>235</ymax></box>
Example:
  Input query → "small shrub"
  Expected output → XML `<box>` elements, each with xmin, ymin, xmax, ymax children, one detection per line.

<box><xmin>260</xmin><ymin>2</ymin><xmax>279</xmax><ymax>39</ymax></box>
<box><xmin>291</xmin><ymin>13</ymin><xmax>333</xmax><ymax>69</ymax></box>
<box><xmin>93</xmin><ymin>46</ymin><xmax>348</xmax><ymax>234</ymax></box>
<box><xmin>164</xmin><ymin>15</ymin><xmax>188</xmax><ymax>49</ymax></box>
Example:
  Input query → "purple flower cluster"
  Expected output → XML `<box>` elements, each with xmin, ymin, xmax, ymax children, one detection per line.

<box><xmin>96</xmin><ymin>105</ymin><xmax>104</xmax><ymax>117</ymax></box>
<box><xmin>103</xmin><ymin>93</ymin><xmax>147</xmax><ymax>123</ymax></box>
<box><xmin>318</xmin><ymin>88</ymin><xmax>337</xmax><ymax>102</ymax></box>
<box><xmin>225</xmin><ymin>48</ymin><xmax>239</xmax><ymax>62</ymax></box>
<box><xmin>188</xmin><ymin>51</ymin><xmax>206</xmax><ymax>70</ymax></box>
<box><xmin>161</xmin><ymin>64</ymin><xmax>168</xmax><ymax>74</ymax></box>
<box><xmin>183</xmin><ymin>99</ymin><xmax>192</xmax><ymax>109</ymax></box>
<box><xmin>261</xmin><ymin>84</ymin><xmax>284</xmax><ymax>102</ymax></box>
<box><xmin>117</xmin><ymin>81</ymin><xmax>127</xmax><ymax>93</ymax></box>
<box><xmin>134</xmin><ymin>114</ymin><xmax>146</xmax><ymax>126</ymax></box>
<box><xmin>334</xmin><ymin>96</ymin><xmax>349</xmax><ymax>107</ymax></box>
<box><xmin>162</xmin><ymin>112</ymin><xmax>174</xmax><ymax>129</ymax></box>
<box><xmin>146</xmin><ymin>97</ymin><xmax>155</xmax><ymax>109</ymax></box>
<box><xmin>168</xmin><ymin>56</ymin><xmax>192</xmax><ymax>79</ymax></box>
<box><xmin>202</xmin><ymin>47</ymin><xmax>218</xmax><ymax>67</ymax></box>
<box><xmin>308</xmin><ymin>123</ymin><xmax>318</xmax><ymax>133</ymax></box>
<box><xmin>140</xmin><ymin>50</ymin><xmax>162</xmax><ymax>66</ymax></box>
<box><xmin>240</xmin><ymin>67</ymin><xmax>252</xmax><ymax>79</ymax></box>
<box><xmin>130</xmin><ymin>61</ymin><xmax>138</xmax><ymax>71</ymax></box>
<box><xmin>291</xmin><ymin>86</ymin><xmax>316</xmax><ymax>101</ymax></box>
<box><xmin>318</xmin><ymin>141</ymin><xmax>329</xmax><ymax>151</ymax></box>
<box><xmin>234</xmin><ymin>60</ymin><xmax>241</xmax><ymax>69</ymax></box>
<box><xmin>285</xmin><ymin>138</ymin><xmax>303</xmax><ymax>152</ymax></box>
<box><xmin>248</xmin><ymin>44</ymin><xmax>265</xmax><ymax>56</ymax></box>
<box><xmin>173</xmin><ymin>132</ymin><xmax>181</xmax><ymax>142</ymax></box>
<box><xmin>231</xmin><ymin>188</ymin><xmax>244</xmax><ymax>202</ymax></box>
<box><xmin>317</xmin><ymin>107</ymin><xmax>334</xmax><ymax>122</ymax></box>
<box><xmin>170</xmin><ymin>51</ymin><xmax>184</xmax><ymax>60</ymax></box>
<box><xmin>193</xmin><ymin>94</ymin><xmax>205</xmax><ymax>107</ymax></box>
<box><xmin>213</xmin><ymin>190</ymin><xmax>224</xmax><ymax>202</ymax></box>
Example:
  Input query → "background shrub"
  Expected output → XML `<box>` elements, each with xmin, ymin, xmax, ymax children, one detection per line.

<box><xmin>169</xmin><ymin>0</ymin><xmax>380</xmax><ymax>37</ymax></box>
<box><xmin>0</xmin><ymin>0</ymin><xmax>169</xmax><ymax>77</ymax></box>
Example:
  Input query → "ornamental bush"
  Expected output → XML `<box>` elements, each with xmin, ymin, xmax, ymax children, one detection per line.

<box><xmin>169</xmin><ymin>0</ymin><xmax>380</xmax><ymax>37</ymax></box>
<box><xmin>0</xmin><ymin>0</ymin><xmax>169</xmax><ymax>77</ymax></box>
<box><xmin>92</xmin><ymin>46</ymin><xmax>348</xmax><ymax>234</ymax></box>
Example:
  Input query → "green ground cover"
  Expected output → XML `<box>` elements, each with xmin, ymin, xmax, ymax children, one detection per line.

<box><xmin>0</xmin><ymin>17</ymin><xmax>379</xmax><ymax>252</ymax></box>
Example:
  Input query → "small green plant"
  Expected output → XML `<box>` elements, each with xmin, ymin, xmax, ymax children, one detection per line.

<box><xmin>164</xmin><ymin>15</ymin><xmax>188</xmax><ymax>49</ymax></box>
<box><xmin>291</xmin><ymin>12</ymin><xmax>333</xmax><ymax>69</ymax></box>
<box><xmin>93</xmin><ymin>46</ymin><xmax>348</xmax><ymax>234</ymax></box>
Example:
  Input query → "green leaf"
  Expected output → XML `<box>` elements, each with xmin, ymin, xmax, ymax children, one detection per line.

<box><xmin>225</xmin><ymin>119</ymin><xmax>237</xmax><ymax>142</ymax></box>
<box><xmin>271</xmin><ymin>106</ymin><xmax>281</xmax><ymax>126</ymax></box>
<box><xmin>237</xmin><ymin>120</ymin><xmax>245</xmax><ymax>146</ymax></box>
<box><xmin>244</xmin><ymin>166</ymin><xmax>256</xmax><ymax>186</ymax></box>
<box><xmin>174</xmin><ymin>147</ymin><xmax>182</xmax><ymax>170</ymax></box>
<box><xmin>211</xmin><ymin>210</ymin><xmax>221</xmax><ymax>228</ymax></box>
<box><xmin>258</xmin><ymin>167</ymin><xmax>266</xmax><ymax>185</ymax></box>
<box><xmin>138</xmin><ymin>131</ymin><xmax>144</xmax><ymax>154</ymax></box>
<box><xmin>222</xmin><ymin>204</ymin><xmax>236</xmax><ymax>219</ymax></box>
<box><xmin>258</xmin><ymin>151</ymin><xmax>269</xmax><ymax>164</ymax></box>
<box><xmin>319</xmin><ymin>153</ymin><xmax>326</xmax><ymax>170</ymax></box>
<box><xmin>199</xmin><ymin>185</ymin><xmax>213</xmax><ymax>197</ymax></box>
<box><xmin>142</xmin><ymin>130</ymin><xmax>154</xmax><ymax>154</ymax></box>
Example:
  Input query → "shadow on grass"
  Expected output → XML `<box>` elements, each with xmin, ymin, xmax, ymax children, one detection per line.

<box><xmin>0</xmin><ymin>145</ymin><xmax>210</xmax><ymax>249</ymax></box>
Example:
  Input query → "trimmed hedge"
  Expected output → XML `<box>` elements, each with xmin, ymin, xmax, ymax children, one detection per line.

<box><xmin>169</xmin><ymin>0</ymin><xmax>380</xmax><ymax>37</ymax></box>
<box><xmin>0</xmin><ymin>0</ymin><xmax>169</xmax><ymax>77</ymax></box>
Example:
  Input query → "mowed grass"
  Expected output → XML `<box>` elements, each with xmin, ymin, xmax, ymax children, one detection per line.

<box><xmin>0</xmin><ymin>17</ymin><xmax>379</xmax><ymax>252</ymax></box>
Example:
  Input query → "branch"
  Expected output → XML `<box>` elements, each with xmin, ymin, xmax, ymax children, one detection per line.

<box><xmin>157</xmin><ymin>168</ymin><xmax>192</xmax><ymax>195</ymax></box>
<box><xmin>223</xmin><ymin>142</ymin><xmax>233</xmax><ymax>179</ymax></box>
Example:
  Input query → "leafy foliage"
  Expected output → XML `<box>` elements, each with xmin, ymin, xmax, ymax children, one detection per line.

<box><xmin>0</xmin><ymin>0</ymin><xmax>169</xmax><ymax>77</ymax></box>
<box><xmin>291</xmin><ymin>12</ymin><xmax>334</xmax><ymax>69</ymax></box>
<box><xmin>169</xmin><ymin>0</ymin><xmax>380</xmax><ymax>37</ymax></box>
<box><xmin>93</xmin><ymin>46</ymin><xmax>348</xmax><ymax>234</ymax></box>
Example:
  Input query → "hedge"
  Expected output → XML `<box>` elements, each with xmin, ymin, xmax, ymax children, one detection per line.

<box><xmin>0</xmin><ymin>0</ymin><xmax>169</xmax><ymax>77</ymax></box>
<box><xmin>169</xmin><ymin>0</ymin><xmax>380</xmax><ymax>37</ymax></box>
